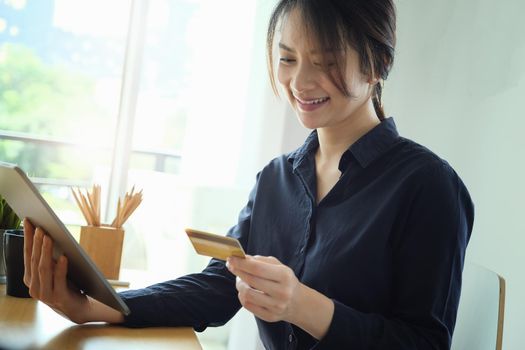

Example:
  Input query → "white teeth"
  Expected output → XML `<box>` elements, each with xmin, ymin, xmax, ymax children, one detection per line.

<box><xmin>300</xmin><ymin>97</ymin><xmax>328</xmax><ymax>105</ymax></box>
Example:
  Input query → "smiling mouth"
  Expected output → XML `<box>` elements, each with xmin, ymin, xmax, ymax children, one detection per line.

<box><xmin>295</xmin><ymin>96</ymin><xmax>330</xmax><ymax>105</ymax></box>
<box><xmin>293</xmin><ymin>95</ymin><xmax>330</xmax><ymax>112</ymax></box>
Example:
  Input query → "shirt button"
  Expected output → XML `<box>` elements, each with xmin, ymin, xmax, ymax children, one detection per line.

<box><xmin>300</xmin><ymin>247</ymin><xmax>305</xmax><ymax>254</ymax></box>
<box><xmin>289</xmin><ymin>334</ymin><xmax>293</xmax><ymax>342</ymax></box>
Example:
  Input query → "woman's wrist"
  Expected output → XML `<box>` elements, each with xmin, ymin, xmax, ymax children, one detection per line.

<box><xmin>288</xmin><ymin>283</ymin><xmax>335</xmax><ymax>340</ymax></box>
<box><xmin>84</xmin><ymin>296</ymin><xmax>125</xmax><ymax>324</ymax></box>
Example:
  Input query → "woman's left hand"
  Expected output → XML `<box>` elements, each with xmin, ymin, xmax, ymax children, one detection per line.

<box><xmin>226</xmin><ymin>255</ymin><xmax>301</xmax><ymax>323</ymax></box>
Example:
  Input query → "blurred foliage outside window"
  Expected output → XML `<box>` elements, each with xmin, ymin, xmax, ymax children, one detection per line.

<box><xmin>0</xmin><ymin>0</ymin><xmax>131</xmax><ymax>223</ymax></box>
<box><xmin>0</xmin><ymin>43</ymin><xmax>111</xmax><ymax>181</ymax></box>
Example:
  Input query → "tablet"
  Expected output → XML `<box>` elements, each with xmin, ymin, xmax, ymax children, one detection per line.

<box><xmin>185</xmin><ymin>228</ymin><xmax>246</xmax><ymax>261</ymax></box>
<box><xmin>0</xmin><ymin>162</ymin><xmax>130</xmax><ymax>315</ymax></box>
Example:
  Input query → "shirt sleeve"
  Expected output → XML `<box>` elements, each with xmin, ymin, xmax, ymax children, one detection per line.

<box><xmin>312</xmin><ymin>160</ymin><xmax>474</xmax><ymax>349</ymax></box>
<box><xmin>118</xmin><ymin>176</ymin><xmax>259</xmax><ymax>331</ymax></box>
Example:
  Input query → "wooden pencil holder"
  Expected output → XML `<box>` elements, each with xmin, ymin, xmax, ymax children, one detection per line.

<box><xmin>79</xmin><ymin>225</ymin><xmax>124</xmax><ymax>280</ymax></box>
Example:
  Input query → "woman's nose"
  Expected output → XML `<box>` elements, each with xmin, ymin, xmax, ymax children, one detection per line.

<box><xmin>291</xmin><ymin>63</ymin><xmax>318</xmax><ymax>92</ymax></box>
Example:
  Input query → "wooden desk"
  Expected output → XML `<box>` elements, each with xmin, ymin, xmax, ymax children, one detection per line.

<box><xmin>0</xmin><ymin>284</ymin><xmax>202</xmax><ymax>350</ymax></box>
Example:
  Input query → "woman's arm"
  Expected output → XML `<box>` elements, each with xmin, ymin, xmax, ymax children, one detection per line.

<box><xmin>24</xmin><ymin>172</ymin><xmax>262</xmax><ymax>329</ymax></box>
<box><xmin>117</xmin><ymin>174</ymin><xmax>261</xmax><ymax>329</ymax></box>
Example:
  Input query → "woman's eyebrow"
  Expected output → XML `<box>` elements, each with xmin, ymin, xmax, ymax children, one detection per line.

<box><xmin>278</xmin><ymin>42</ymin><xmax>294</xmax><ymax>52</ymax></box>
<box><xmin>278</xmin><ymin>42</ymin><xmax>342</xmax><ymax>55</ymax></box>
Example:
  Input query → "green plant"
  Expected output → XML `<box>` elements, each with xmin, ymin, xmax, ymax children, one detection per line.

<box><xmin>0</xmin><ymin>194</ymin><xmax>21</xmax><ymax>229</ymax></box>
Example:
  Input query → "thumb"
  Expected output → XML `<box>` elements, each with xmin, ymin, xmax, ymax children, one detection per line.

<box><xmin>252</xmin><ymin>255</ymin><xmax>281</xmax><ymax>265</ymax></box>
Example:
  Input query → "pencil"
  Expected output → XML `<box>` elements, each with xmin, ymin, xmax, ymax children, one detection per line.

<box><xmin>71</xmin><ymin>188</ymin><xmax>90</xmax><ymax>225</ymax></box>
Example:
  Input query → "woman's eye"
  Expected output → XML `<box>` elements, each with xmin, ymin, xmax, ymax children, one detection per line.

<box><xmin>279</xmin><ymin>57</ymin><xmax>295</xmax><ymax>64</ymax></box>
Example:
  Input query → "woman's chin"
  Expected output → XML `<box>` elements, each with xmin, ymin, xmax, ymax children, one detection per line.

<box><xmin>295</xmin><ymin>113</ymin><xmax>324</xmax><ymax>130</ymax></box>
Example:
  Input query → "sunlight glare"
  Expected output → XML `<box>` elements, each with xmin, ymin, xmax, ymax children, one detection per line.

<box><xmin>52</xmin><ymin>0</ymin><xmax>130</xmax><ymax>38</ymax></box>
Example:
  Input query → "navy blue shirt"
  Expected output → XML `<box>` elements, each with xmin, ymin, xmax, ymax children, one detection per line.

<box><xmin>120</xmin><ymin>118</ymin><xmax>474</xmax><ymax>349</ymax></box>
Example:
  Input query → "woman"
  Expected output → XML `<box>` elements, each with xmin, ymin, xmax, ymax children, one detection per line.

<box><xmin>24</xmin><ymin>0</ymin><xmax>474</xmax><ymax>349</ymax></box>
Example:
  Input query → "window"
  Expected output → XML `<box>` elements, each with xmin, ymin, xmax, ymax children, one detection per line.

<box><xmin>0</xmin><ymin>0</ymin><xmax>131</xmax><ymax>226</ymax></box>
<box><xmin>0</xmin><ymin>0</ymin><xmax>274</xmax><ymax>349</ymax></box>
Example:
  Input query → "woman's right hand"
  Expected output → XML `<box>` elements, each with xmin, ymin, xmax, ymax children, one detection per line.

<box><xmin>23</xmin><ymin>218</ymin><xmax>124</xmax><ymax>324</ymax></box>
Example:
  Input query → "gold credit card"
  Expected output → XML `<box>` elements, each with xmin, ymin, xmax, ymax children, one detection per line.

<box><xmin>185</xmin><ymin>228</ymin><xmax>246</xmax><ymax>261</ymax></box>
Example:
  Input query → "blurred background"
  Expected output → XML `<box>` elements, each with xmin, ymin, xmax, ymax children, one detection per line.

<box><xmin>0</xmin><ymin>0</ymin><xmax>523</xmax><ymax>349</ymax></box>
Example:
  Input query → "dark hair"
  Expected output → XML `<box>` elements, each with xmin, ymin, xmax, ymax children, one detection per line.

<box><xmin>267</xmin><ymin>0</ymin><xmax>396</xmax><ymax>120</ymax></box>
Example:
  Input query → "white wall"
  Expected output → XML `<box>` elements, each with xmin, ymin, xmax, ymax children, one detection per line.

<box><xmin>383</xmin><ymin>1</ymin><xmax>525</xmax><ymax>348</ymax></box>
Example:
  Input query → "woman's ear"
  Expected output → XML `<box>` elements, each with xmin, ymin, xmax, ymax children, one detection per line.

<box><xmin>368</xmin><ymin>75</ymin><xmax>380</xmax><ymax>85</ymax></box>
<box><xmin>366</xmin><ymin>76</ymin><xmax>380</xmax><ymax>97</ymax></box>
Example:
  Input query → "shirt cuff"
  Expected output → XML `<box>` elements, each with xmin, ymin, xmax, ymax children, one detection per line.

<box><xmin>311</xmin><ymin>299</ymin><xmax>372</xmax><ymax>349</ymax></box>
<box><xmin>118</xmin><ymin>289</ymin><xmax>156</xmax><ymax>328</ymax></box>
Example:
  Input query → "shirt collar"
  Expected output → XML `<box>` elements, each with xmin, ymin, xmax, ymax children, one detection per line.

<box><xmin>287</xmin><ymin>117</ymin><xmax>400</xmax><ymax>171</ymax></box>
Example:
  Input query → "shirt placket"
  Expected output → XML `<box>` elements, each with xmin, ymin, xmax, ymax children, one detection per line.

<box><xmin>291</xmin><ymin>155</ymin><xmax>316</xmax><ymax>278</ymax></box>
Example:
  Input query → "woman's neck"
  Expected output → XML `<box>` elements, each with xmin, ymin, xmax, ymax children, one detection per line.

<box><xmin>316</xmin><ymin>100</ymin><xmax>381</xmax><ymax>163</ymax></box>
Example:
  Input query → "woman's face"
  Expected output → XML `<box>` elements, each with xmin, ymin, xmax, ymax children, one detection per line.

<box><xmin>277</xmin><ymin>10</ymin><xmax>375</xmax><ymax>130</ymax></box>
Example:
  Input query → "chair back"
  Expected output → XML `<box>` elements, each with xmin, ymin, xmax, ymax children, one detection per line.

<box><xmin>451</xmin><ymin>263</ymin><xmax>505</xmax><ymax>350</ymax></box>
